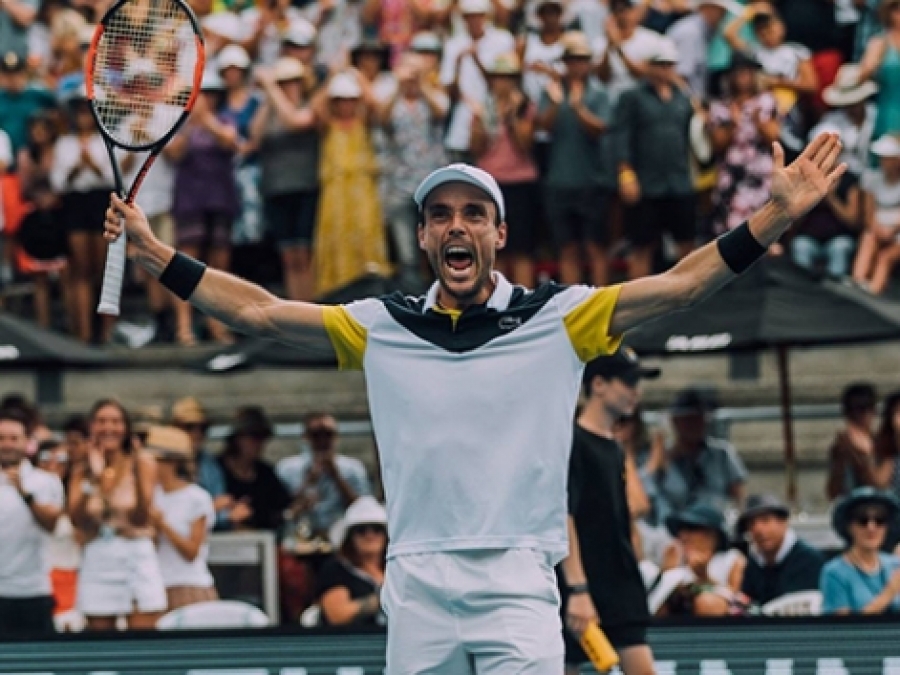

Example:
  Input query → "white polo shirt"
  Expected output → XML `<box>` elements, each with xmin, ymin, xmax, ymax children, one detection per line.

<box><xmin>154</xmin><ymin>484</ymin><xmax>216</xmax><ymax>589</ymax></box>
<box><xmin>323</xmin><ymin>273</ymin><xmax>622</xmax><ymax>562</ymax></box>
<box><xmin>0</xmin><ymin>461</ymin><xmax>63</xmax><ymax>598</ymax></box>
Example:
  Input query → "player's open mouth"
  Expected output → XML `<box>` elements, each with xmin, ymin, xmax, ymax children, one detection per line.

<box><xmin>443</xmin><ymin>246</ymin><xmax>474</xmax><ymax>276</ymax></box>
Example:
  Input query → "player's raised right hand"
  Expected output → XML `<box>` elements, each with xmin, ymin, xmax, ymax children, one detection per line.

<box><xmin>104</xmin><ymin>193</ymin><xmax>153</xmax><ymax>249</ymax></box>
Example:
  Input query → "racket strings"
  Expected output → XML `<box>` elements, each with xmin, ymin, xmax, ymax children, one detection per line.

<box><xmin>92</xmin><ymin>0</ymin><xmax>199</xmax><ymax>148</ymax></box>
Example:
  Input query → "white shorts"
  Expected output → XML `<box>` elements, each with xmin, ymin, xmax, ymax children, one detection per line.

<box><xmin>382</xmin><ymin>548</ymin><xmax>564</xmax><ymax>675</ymax></box>
<box><xmin>77</xmin><ymin>536</ymin><xmax>168</xmax><ymax>616</ymax></box>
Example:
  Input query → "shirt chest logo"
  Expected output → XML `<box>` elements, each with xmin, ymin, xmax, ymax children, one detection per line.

<box><xmin>498</xmin><ymin>316</ymin><xmax>522</xmax><ymax>331</ymax></box>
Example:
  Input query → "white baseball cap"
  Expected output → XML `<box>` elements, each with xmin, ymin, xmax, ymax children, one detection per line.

<box><xmin>414</xmin><ymin>164</ymin><xmax>506</xmax><ymax>221</ymax></box>
<box><xmin>460</xmin><ymin>0</ymin><xmax>491</xmax><ymax>14</ymax></box>
<box><xmin>328</xmin><ymin>71</ymin><xmax>362</xmax><ymax>98</ymax></box>
<box><xmin>217</xmin><ymin>44</ymin><xmax>251</xmax><ymax>71</ymax></box>
<box><xmin>651</xmin><ymin>38</ymin><xmax>679</xmax><ymax>64</ymax></box>
<box><xmin>872</xmin><ymin>135</ymin><xmax>900</xmax><ymax>158</ymax></box>
<box><xmin>201</xmin><ymin>12</ymin><xmax>244</xmax><ymax>41</ymax></box>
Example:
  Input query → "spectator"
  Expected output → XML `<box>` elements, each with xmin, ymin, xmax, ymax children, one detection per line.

<box><xmin>361</xmin><ymin>0</ymin><xmax>424</xmax><ymax>65</ymax></box>
<box><xmin>707</xmin><ymin>52</ymin><xmax>780</xmax><ymax>235</ymax></box>
<box><xmin>219</xmin><ymin>406</ymin><xmax>291</xmax><ymax>532</ymax></box>
<box><xmin>854</xmin><ymin>0</ymin><xmax>886</xmax><ymax>62</ymax></box>
<box><xmin>35</xmin><ymin>437</ymin><xmax>80</xmax><ymax>619</ymax></box>
<box><xmin>537</xmin><ymin>32</ymin><xmax>612</xmax><ymax>286</ymax></box>
<box><xmin>737</xmin><ymin>494</ymin><xmax>825</xmax><ymax>606</ymax></box>
<box><xmin>593</xmin><ymin>0</ymin><xmax>664</xmax><ymax>104</ymax></box>
<box><xmin>313</xmin><ymin>71</ymin><xmax>389</xmax><ymax>295</ymax></box>
<box><xmin>240</xmin><ymin>0</ymin><xmax>307</xmax><ymax>66</ymax></box>
<box><xmin>281</xmin><ymin>19</ymin><xmax>326</xmax><ymax>93</ymax></box>
<box><xmin>646</xmin><ymin>387</ymin><xmax>747</xmax><ymax>523</ymax></box>
<box><xmin>0</xmin><ymin>52</ymin><xmax>55</xmax><ymax>160</ymax></box>
<box><xmin>852</xmin><ymin>135</ymin><xmax>900</xmax><ymax>294</ymax></box>
<box><xmin>61</xmin><ymin>414</ymin><xmax>89</xmax><ymax>467</ymax></box>
<box><xmin>518</xmin><ymin>0</ymin><xmax>565</xmax><ymax>108</ymax></box>
<box><xmin>147</xmin><ymin>426</ymin><xmax>218</xmax><ymax>611</ymax></box>
<box><xmin>409</xmin><ymin>31</ymin><xmax>443</xmax><ymax>89</ymax></box>
<box><xmin>615</xmin><ymin>39</ymin><xmax>696</xmax><ymax>280</ymax></box>
<box><xmin>50</xmin><ymin>89</ymin><xmax>115</xmax><ymax>344</ymax></box>
<box><xmin>251</xmin><ymin>57</ymin><xmax>320</xmax><ymax>302</ymax></box>
<box><xmin>666</xmin><ymin>0</ymin><xmax>736</xmax><ymax>99</ymax></box>
<box><xmin>0</xmin><ymin>410</ymin><xmax>63</xmax><ymax>635</ymax></box>
<box><xmin>68</xmin><ymin>399</ymin><xmax>166</xmax><ymax>630</ymax></box>
<box><xmin>278</xmin><ymin>412</ymin><xmax>372</xmax><ymax>538</ymax></box>
<box><xmin>821</xmin><ymin>487</ymin><xmax>900</xmax><ymax>613</ymax></box>
<box><xmin>470</xmin><ymin>52</ymin><xmax>538</xmax><ymax>287</ymax></box>
<box><xmin>723</xmin><ymin>4</ymin><xmax>818</xmax><ymax>161</ymax></box>
<box><xmin>0</xmin><ymin>0</ymin><xmax>39</xmax><ymax>61</ymax></box>
<box><xmin>441</xmin><ymin>0</ymin><xmax>515</xmax><ymax>162</ymax></box>
<box><xmin>815</xmin><ymin>65</ymin><xmax>878</xmax><ymax>178</ymax></box>
<box><xmin>651</xmin><ymin>503</ymin><xmax>748</xmax><ymax>617</ymax></box>
<box><xmin>170</xmin><ymin>397</ymin><xmax>241</xmax><ymax>532</ymax></box>
<box><xmin>856</xmin><ymin>0</ymin><xmax>900</xmax><ymax>140</ymax></box>
<box><xmin>380</xmin><ymin>54</ymin><xmax>447</xmax><ymax>288</ymax></box>
<box><xmin>352</xmin><ymin>40</ymin><xmax>397</xmax><ymax>104</ymax></box>
<box><xmin>827</xmin><ymin>382</ymin><xmax>880</xmax><ymax>500</ymax></box>
<box><xmin>302</xmin><ymin>1</ymin><xmax>361</xmax><ymax>74</ymax></box>
<box><xmin>875</xmin><ymin>390</ymin><xmax>900</xmax><ymax>493</ymax></box>
<box><xmin>314</xmin><ymin>495</ymin><xmax>386</xmax><ymax>626</ymax></box>
<box><xmin>168</xmin><ymin>69</ymin><xmax>239</xmax><ymax>346</ymax></box>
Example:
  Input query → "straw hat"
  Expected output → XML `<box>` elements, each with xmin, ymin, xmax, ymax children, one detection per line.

<box><xmin>561</xmin><ymin>31</ymin><xmax>593</xmax><ymax>59</ymax></box>
<box><xmin>823</xmin><ymin>65</ymin><xmax>879</xmax><ymax>108</ymax></box>
<box><xmin>871</xmin><ymin>135</ymin><xmax>900</xmax><ymax>158</ymax></box>
<box><xmin>145</xmin><ymin>425</ymin><xmax>194</xmax><ymax>460</ymax></box>
<box><xmin>171</xmin><ymin>397</ymin><xmax>208</xmax><ymax>427</ymax></box>
<box><xmin>487</xmin><ymin>52</ymin><xmax>521</xmax><ymax>75</ymax></box>
<box><xmin>273</xmin><ymin>56</ymin><xmax>305</xmax><ymax>83</ymax></box>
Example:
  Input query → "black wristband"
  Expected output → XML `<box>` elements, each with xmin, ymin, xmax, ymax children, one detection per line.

<box><xmin>159</xmin><ymin>252</ymin><xmax>207</xmax><ymax>301</ymax></box>
<box><xmin>716</xmin><ymin>222</ymin><xmax>767</xmax><ymax>275</ymax></box>
<box><xmin>21</xmin><ymin>492</ymin><xmax>34</xmax><ymax>506</ymax></box>
<box><xmin>567</xmin><ymin>583</ymin><xmax>590</xmax><ymax>595</ymax></box>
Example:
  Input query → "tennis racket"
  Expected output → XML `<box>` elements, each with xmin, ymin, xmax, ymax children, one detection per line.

<box><xmin>85</xmin><ymin>0</ymin><xmax>205</xmax><ymax>316</ymax></box>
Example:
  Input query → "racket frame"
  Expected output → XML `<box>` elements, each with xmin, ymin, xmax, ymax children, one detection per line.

<box><xmin>85</xmin><ymin>0</ymin><xmax>205</xmax><ymax>315</ymax></box>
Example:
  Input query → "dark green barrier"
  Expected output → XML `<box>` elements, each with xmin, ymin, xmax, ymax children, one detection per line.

<box><xmin>2</xmin><ymin>618</ymin><xmax>900</xmax><ymax>675</ymax></box>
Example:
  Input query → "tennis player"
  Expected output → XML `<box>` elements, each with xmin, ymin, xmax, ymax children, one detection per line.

<box><xmin>104</xmin><ymin>133</ymin><xmax>844</xmax><ymax>674</ymax></box>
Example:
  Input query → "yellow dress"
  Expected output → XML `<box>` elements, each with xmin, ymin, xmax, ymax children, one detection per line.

<box><xmin>314</xmin><ymin>118</ymin><xmax>390</xmax><ymax>296</ymax></box>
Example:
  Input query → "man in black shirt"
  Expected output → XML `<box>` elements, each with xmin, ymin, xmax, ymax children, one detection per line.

<box><xmin>738</xmin><ymin>494</ymin><xmax>825</xmax><ymax>607</ymax></box>
<box><xmin>560</xmin><ymin>347</ymin><xmax>659</xmax><ymax>675</ymax></box>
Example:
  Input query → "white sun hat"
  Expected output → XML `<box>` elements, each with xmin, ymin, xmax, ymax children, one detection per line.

<box><xmin>328</xmin><ymin>71</ymin><xmax>362</xmax><ymax>99</ymax></box>
<box><xmin>871</xmin><ymin>135</ymin><xmax>900</xmax><ymax>158</ymax></box>
<box><xmin>823</xmin><ymin>65</ymin><xmax>879</xmax><ymax>108</ymax></box>
<box><xmin>217</xmin><ymin>44</ymin><xmax>251</xmax><ymax>71</ymax></box>
<box><xmin>328</xmin><ymin>496</ymin><xmax>388</xmax><ymax>548</ymax></box>
<box><xmin>414</xmin><ymin>164</ymin><xmax>506</xmax><ymax>220</ymax></box>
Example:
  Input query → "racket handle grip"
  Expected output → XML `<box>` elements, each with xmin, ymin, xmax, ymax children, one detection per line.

<box><xmin>97</xmin><ymin>229</ymin><xmax>127</xmax><ymax>316</ymax></box>
<box><xmin>580</xmin><ymin>622</ymin><xmax>620</xmax><ymax>672</ymax></box>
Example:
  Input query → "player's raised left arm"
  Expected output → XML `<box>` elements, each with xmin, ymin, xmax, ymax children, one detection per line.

<box><xmin>609</xmin><ymin>133</ymin><xmax>846</xmax><ymax>335</ymax></box>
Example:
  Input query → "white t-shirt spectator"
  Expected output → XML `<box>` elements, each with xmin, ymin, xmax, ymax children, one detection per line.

<box><xmin>0</xmin><ymin>462</ymin><xmax>64</xmax><ymax>598</ymax></box>
<box><xmin>240</xmin><ymin>6</ymin><xmax>308</xmax><ymax>66</ymax></box>
<box><xmin>751</xmin><ymin>42</ymin><xmax>811</xmax><ymax>82</ymax></box>
<box><xmin>440</xmin><ymin>26</ymin><xmax>515</xmax><ymax>152</ymax></box>
<box><xmin>50</xmin><ymin>134</ymin><xmax>115</xmax><ymax>193</ymax></box>
<box><xmin>863</xmin><ymin>169</ymin><xmax>900</xmax><ymax>240</ymax></box>
<box><xmin>302</xmin><ymin>0</ymin><xmax>363</xmax><ymax>69</ymax></box>
<box><xmin>593</xmin><ymin>26</ymin><xmax>664</xmax><ymax>103</ymax></box>
<box><xmin>116</xmin><ymin>110</ymin><xmax>179</xmax><ymax>218</ymax></box>
<box><xmin>154</xmin><ymin>484</ymin><xmax>216</xmax><ymax>589</ymax></box>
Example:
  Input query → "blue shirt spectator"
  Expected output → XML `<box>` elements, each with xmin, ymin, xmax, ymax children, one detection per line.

<box><xmin>821</xmin><ymin>553</ymin><xmax>900</xmax><ymax>613</ymax></box>
<box><xmin>277</xmin><ymin>413</ymin><xmax>372</xmax><ymax>536</ymax></box>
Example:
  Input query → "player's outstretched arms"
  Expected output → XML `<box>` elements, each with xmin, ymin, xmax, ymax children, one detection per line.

<box><xmin>610</xmin><ymin>133</ymin><xmax>846</xmax><ymax>335</ymax></box>
<box><xmin>103</xmin><ymin>194</ymin><xmax>325</xmax><ymax>341</ymax></box>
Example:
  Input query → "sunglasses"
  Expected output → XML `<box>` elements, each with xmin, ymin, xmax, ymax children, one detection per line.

<box><xmin>853</xmin><ymin>514</ymin><xmax>888</xmax><ymax>527</ymax></box>
<box><xmin>351</xmin><ymin>524</ymin><xmax>385</xmax><ymax>535</ymax></box>
<box><xmin>308</xmin><ymin>428</ymin><xmax>336</xmax><ymax>440</ymax></box>
<box><xmin>179</xmin><ymin>422</ymin><xmax>207</xmax><ymax>432</ymax></box>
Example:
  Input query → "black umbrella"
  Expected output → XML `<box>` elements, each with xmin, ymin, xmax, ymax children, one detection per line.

<box><xmin>625</xmin><ymin>258</ymin><xmax>900</xmax><ymax>501</ymax></box>
<box><xmin>195</xmin><ymin>273</ymin><xmax>404</xmax><ymax>373</ymax></box>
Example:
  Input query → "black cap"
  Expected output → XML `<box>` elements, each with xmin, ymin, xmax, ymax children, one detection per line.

<box><xmin>228</xmin><ymin>405</ymin><xmax>273</xmax><ymax>440</ymax></box>
<box><xmin>0</xmin><ymin>51</ymin><xmax>26</xmax><ymax>73</ymax></box>
<box><xmin>728</xmin><ymin>51</ymin><xmax>762</xmax><ymax>72</ymax></box>
<box><xmin>610</xmin><ymin>0</ymin><xmax>634</xmax><ymax>9</ymax></box>
<box><xmin>666</xmin><ymin>503</ymin><xmax>729</xmax><ymax>551</ymax></box>
<box><xmin>736</xmin><ymin>493</ymin><xmax>790</xmax><ymax>534</ymax></box>
<box><xmin>583</xmin><ymin>346</ymin><xmax>661</xmax><ymax>388</ymax></box>
<box><xmin>670</xmin><ymin>386</ymin><xmax>718</xmax><ymax>417</ymax></box>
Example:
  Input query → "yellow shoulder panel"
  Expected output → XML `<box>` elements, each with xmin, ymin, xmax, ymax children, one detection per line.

<box><xmin>562</xmin><ymin>285</ymin><xmax>624</xmax><ymax>362</ymax></box>
<box><xmin>322</xmin><ymin>305</ymin><xmax>368</xmax><ymax>370</ymax></box>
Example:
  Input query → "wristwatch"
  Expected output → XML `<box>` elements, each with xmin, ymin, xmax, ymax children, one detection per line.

<box><xmin>567</xmin><ymin>583</ymin><xmax>590</xmax><ymax>595</ymax></box>
<box><xmin>21</xmin><ymin>492</ymin><xmax>35</xmax><ymax>506</ymax></box>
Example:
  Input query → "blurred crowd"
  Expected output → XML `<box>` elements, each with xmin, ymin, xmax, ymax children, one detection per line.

<box><xmin>3</xmin><ymin>374</ymin><xmax>900</xmax><ymax>635</ymax></box>
<box><xmin>0</xmin><ymin>0</ymin><xmax>899</xmax><ymax>344</ymax></box>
